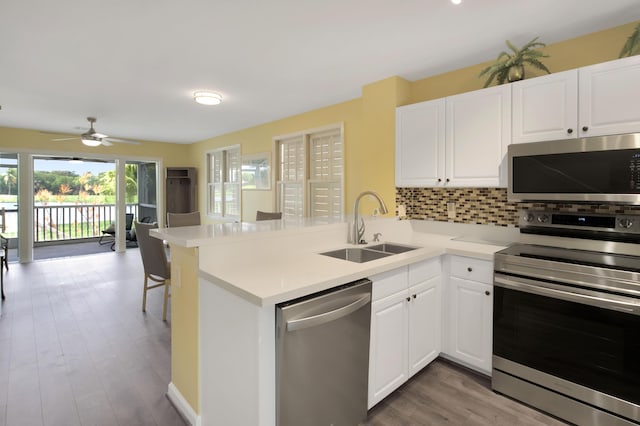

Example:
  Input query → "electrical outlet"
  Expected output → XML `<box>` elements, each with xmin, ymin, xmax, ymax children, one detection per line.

<box><xmin>397</xmin><ymin>204</ymin><xmax>407</xmax><ymax>217</ymax></box>
<box><xmin>447</xmin><ymin>202</ymin><xmax>456</xmax><ymax>219</ymax></box>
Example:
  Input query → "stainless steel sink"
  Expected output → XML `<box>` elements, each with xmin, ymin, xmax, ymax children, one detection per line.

<box><xmin>320</xmin><ymin>242</ymin><xmax>419</xmax><ymax>263</ymax></box>
<box><xmin>320</xmin><ymin>248</ymin><xmax>392</xmax><ymax>263</ymax></box>
<box><xmin>367</xmin><ymin>243</ymin><xmax>419</xmax><ymax>254</ymax></box>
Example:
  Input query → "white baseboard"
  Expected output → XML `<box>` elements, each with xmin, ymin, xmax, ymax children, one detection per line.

<box><xmin>167</xmin><ymin>382</ymin><xmax>201</xmax><ymax>426</ymax></box>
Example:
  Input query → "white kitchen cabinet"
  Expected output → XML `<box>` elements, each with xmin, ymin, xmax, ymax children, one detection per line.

<box><xmin>578</xmin><ymin>55</ymin><xmax>640</xmax><ymax>137</ymax></box>
<box><xmin>512</xmin><ymin>56</ymin><xmax>640</xmax><ymax>143</ymax></box>
<box><xmin>395</xmin><ymin>86</ymin><xmax>509</xmax><ymax>188</ymax></box>
<box><xmin>395</xmin><ymin>99</ymin><xmax>445</xmax><ymax>187</ymax></box>
<box><xmin>443</xmin><ymin>255</ymin><xmax>493</xmax><ymax>375</ymax></box>
<box><xmin>369</xmin><ymin>285</ymin><xmax>408</xmax><ymax>408</ymax></box>
<box><xmin>368</xmin><ymin>258</ymin><xmax>441</xmax><ymax>408</ymax></box>
<box><xmin>445</xmin><ymin>85</ymin><xmax>511</xmax><ymax>187</ymax></box>
<box><xmin>511</xmin><ymin>69</ymin><xmax>579</xmax><ymax>143</ymax></box>
<box><xmin>408</xmin><ymin>277</ymin><xmax>440</xmax><ymax>377</ymax></box>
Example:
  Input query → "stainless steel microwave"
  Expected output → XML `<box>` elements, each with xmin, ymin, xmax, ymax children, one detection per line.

<box><xmin>507</xmin><ymin>133</ymin><xmax>640</xmax><ymax>204</ymax></box>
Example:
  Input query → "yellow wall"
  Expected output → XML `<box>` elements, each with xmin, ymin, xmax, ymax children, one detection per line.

<box><xmin>409</xmin><ymin>21</ymin><xmax>638</xmax><ymax>104</ymax></box>
<box><xmin>188</xmin><ymin>98</ymin><xmax>364</xmax><ymax>222</ymax></box>
<box><xmin>0</xmin><ymin>126</ymin><xmax>189</xmax><ymax>164</ymax></box>
<box><xmin>190</xmin><ymin>21</ymin><xmax>638</xmax><ymax>223</ymax></box>
<box><xmin>169</xmin><ymin>246</ymin><xmax>200</xmax><ymax>414</ymax></box>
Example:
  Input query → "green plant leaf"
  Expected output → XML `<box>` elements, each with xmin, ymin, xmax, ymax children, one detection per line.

<box><xmin>479</xmin><ymin>35</ymin><xmax>550</xmax><ymax>84</ymax></box>
<box><xmin>526</xmin><ymin>58</ymin><xmax>551</xmax><ymax>74</ymax></box>
<box><xmin>505</xmin><ymin>40</ymin><xmax>519</xmax><ymax>55</ymax></box>
<box><xmin>619</xmin><ymin>23</ymin><xmax>640</xmax><ymax>57</ymax></box>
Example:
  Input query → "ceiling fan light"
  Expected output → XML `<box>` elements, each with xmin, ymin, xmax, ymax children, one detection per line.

<box><xmin>193</xmin><ymin>91</ymin><xmax>222</xmax><ymax>106</ymax></box>
<box><xmin>81</xmin><ymin>137</ymin><xmax>102</xmax><ymax>147</ymax></box>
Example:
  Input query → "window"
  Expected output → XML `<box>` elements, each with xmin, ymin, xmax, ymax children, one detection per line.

<box><xmin>207</xmin><ymin>145</ymin><xmax>241</xmax><ymax>219</ymax></box>
<box><xmin>276</xmin><ymin>125</ymin><xmax>343</xmax><ymax>220</ymax></box>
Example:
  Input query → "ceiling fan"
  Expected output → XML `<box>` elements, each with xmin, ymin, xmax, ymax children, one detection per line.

<box><xmin>47</xmin><ymin>117</ymin><xmax>140</xmax><ymax>147</ymax></box>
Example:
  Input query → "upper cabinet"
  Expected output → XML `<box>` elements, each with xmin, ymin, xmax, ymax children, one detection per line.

<box><xmin>445</xmin><ymin>85</ymin><xmax>511</xmax><ymax>187</ymax></box>
<box><xmin>395</xmin><ymin>85</ymin><xmax>510</xmax><ymax>188</ymax></box>
<box><xmin>512</xmin><ymin>69</ymin><xmax>578</xmax><ymax>143</ymax></box>
<box><xmin>512</xmin><ymin>55</ymin><xmax>640</xmax><ymax>144</ymax></box>
<box><xmin>579</xmin><ymin>55</ymin><xmax>640</xmax><ymax>137</ymax></box>
<box><xmin>395</xmin><ymin>99</ymin><xmax>445</xmax><ymax>187</ymax></box>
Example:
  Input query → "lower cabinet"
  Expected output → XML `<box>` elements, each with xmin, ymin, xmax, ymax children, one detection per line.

<box><xmin>442</xmin><ymin>255</ymin><xmax>493</xmax><ymax>374</ymax></box>
<box><xmin>368</xmin><ymin>258</ymin><xmax>441</xmax><ymax>408</ymax></box>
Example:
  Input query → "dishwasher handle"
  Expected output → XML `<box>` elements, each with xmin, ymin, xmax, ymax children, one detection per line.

<box><xmin>286</xmin><ymin>293</ymin><xmax>371</xmax><ymax>332</ymax></box>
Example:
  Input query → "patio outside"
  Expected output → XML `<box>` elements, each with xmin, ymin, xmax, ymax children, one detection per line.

<box><xmin>0</xmin><ymin>157</ymin><xmax>157</xmax><ymax>261</ymax></box>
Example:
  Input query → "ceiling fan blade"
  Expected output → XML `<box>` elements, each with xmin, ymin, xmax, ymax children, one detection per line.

<box><xmin>92</xmin><ymin>132</ymin><xmax>109</xmax><ymax>138</ymax></box>
<box><xmin>100</xmin><ymin>139</ymin><xmax>114</xmax><ymax>147</ymax></box>
<box><xmin>104</xmin><ymin>137</ymin><xmax>140</xmax><ymax>145</ymax></box>
<box><xmin>40</xmin><ymin>130</ymin><xmax>75</xmax><ymax>136</ymax></box>
<box><xmin>51</xmin><ymin>137</ymin><xmax>80</xmax><ymax>142</ymax></box>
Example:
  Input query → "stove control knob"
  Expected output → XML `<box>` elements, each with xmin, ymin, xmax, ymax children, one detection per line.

<box><xmin>619</xmin><ymin>218</ymin><xmax>634</xmax><ymax>229</ymax></box>
<box><xmin>537</xmin><ymin>214</ymin><xmax>550</xmax><ymax>224</ymax></box>
<box><xmin>523</xmin><ymin>213</ymin><xmax>535</xmax><ymax>223</ymax></box>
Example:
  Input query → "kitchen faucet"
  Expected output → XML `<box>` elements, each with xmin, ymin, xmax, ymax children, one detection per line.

<box><xmin>352</xmin><ymin>191</ymin><xmax>388</xmax><ymax>244</ymax></box>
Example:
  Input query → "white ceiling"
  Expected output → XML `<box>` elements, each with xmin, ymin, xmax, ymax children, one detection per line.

<box><xmin>1</xmin><ymin>0</ymin><xmax>639</xmax><ymax>144</ymax></box>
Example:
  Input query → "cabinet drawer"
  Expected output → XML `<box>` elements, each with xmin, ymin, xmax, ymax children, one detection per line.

<box><xmin>449</xmin><ymin>256</ymin><xmax>493</xmax><ymax>284</ymax></box>
<box><xmin>408</xmin><ymin>257</ymin><xmax>441</xmax><ymax>286</ymax></box>
<box><xmin>371</xmin><ymin>267</ymin><xmax>408</xmax><ymax>301</ymax></box>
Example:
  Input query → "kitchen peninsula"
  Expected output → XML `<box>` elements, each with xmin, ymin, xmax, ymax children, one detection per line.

<box><xmin>152</xmin><ymin>217</ymin><xmax>518</xmax><ymax>426</ymax></box>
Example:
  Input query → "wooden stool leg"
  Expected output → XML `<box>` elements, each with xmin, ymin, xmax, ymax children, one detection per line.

<box><xmin>142</xmin><ymin>274</ymin><xmax>148</xmax><ymax>312</ymax></box>
<box><xmin>1</xmin><ymin>255</ymin><xmax>4</xmax><ymax>300</ymax></box>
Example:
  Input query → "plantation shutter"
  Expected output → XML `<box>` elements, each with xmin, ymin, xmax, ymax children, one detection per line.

<box><xmin>206</xmin><ymin>145</ymin><xmax>241</xmax><ymax>219</ymax></box>
<box><xmin>224</xmin><ymin>149</ymin><xmax>241</xmax><ymax>218</ymax></box>
<box><xmin>277</xmin><ymin>136</ymin><xmax>305</xmax><ymax>219</ymax></box>
<box><xmin>207</xmin><ymin>151</ymin><xmax>223</xmax><ymax>216</ymax></box>
<box><xmin>309</xmin><ymin>129</ymin><xmax>343</xmax><ymax>219</ymax></box>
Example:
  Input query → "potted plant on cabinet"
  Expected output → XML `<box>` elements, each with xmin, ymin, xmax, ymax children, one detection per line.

<box><xmin>619</xmin><ymin>22</ymin><xmax>640</xmax><ymax>57</ymax></box>
<box><xmin>478</xmin><ymin>37</ymin><xmax>550</xmax><ymax>88</ymax></box>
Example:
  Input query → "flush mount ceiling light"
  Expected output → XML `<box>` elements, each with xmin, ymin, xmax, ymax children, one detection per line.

<box><xmin>193</xmin><ymin>91</ymin><xmax>222</xmax><ymax>106</ymax></box>
<box><xmin>451</xmin><ymin>0</ymin><xmax>462</xmax><ymax>4</ymax></box>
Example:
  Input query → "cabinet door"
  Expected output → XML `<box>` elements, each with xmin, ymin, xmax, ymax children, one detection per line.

<box><xmin>511</xmin><ymin>69</ymin><xmax>578</xmax><ymax>143</ymax></box>
<box><xmin>448</xmin><ymin>276</ymin><xmax>493</xmax><ymax>374</ymax></box>
<box><xmin>395</xmin><ymin>99</ymin><xmax>446</xmax><ymax>187</ymax></box>
<box><xmin>368</xmin><ymin>290</ymin><xmax>408</xmax><ymax>408</ymax></box>
<box><xmin>445</xmin><ymin>85</ymin><xmax>511</xmax><ymax>187</ymax></box>
<box><xmin>579</xmin><ymin>55</ymin><xmax>640</xmax><ymax>137</ymax></box>
<box><xmin>408</xmin><ymin>277</ymin><xmax>440</xmax><ymax>377</ymax></box>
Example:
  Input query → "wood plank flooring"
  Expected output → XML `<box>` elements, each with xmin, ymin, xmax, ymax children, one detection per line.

<box><xmin>367</xmin><ymin>358</ymin><xmax>568</xmax><ymax>426</ymax></box>
<box><xmin>0</xmin><ymin>250</ymin><xmax>185</xmax><ymax>426</ymax></box>
<box><xmin>0</xmin><ymin>249</ymin><xmax>568</xmax><ymax>426</ymax></box>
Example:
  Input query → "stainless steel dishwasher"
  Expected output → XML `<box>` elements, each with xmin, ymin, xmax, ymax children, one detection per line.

<box><xmin>276</xmin><ymin>279</ymin><xmax>372</xmax><ymax>426</ymax></box>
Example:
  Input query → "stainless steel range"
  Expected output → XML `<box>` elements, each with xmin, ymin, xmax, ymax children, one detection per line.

<box><xmin>492</xmin><ymin>210</ymin><xmax>640</xmax><ymax>426</ymax></box>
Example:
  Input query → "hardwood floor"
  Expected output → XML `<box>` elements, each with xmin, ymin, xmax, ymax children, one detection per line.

<box><xmin>0</xmin><ymin>250</ymin><xmax>568</xmax><ymax>426</ymax></box>
<box><xmin>367</xmin><ymin>358</ymin><xmax>568</xmax><ymax>426</ymax></box>
<box><xmin>0</xmin><ymin>250</ymin><xmax>185</xmax><ymax>426</ymax></box>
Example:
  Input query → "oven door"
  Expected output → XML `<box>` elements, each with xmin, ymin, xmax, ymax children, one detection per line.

<box><xmin>493</xmin><ymin>273</ymin><xmax>640</xmax><ymax>415</ymax></box>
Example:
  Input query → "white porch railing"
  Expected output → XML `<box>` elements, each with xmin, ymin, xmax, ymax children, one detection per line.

<box><xmin>33</xmin><ymin>203</ymin><xmax>139</xmax><ymax>243</ymax></box>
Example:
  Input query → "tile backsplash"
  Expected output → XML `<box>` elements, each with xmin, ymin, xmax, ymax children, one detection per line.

<box><xmin>396</xmin><ymin>187</ymin><xmax>640</xmax><ymax>227</ymax></box>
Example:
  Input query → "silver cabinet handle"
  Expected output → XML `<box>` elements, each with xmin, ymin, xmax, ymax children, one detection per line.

<box><xmin>494</xmin><ymin>275</ymin><xmax>640</xmax><ymax>316</ymax></box>
<box><xmin>286</xmin><ymin>293</ymin><xmax>371</xmax><ymax>331</ymax></box>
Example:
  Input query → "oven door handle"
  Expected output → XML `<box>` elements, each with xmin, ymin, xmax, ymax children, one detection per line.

<box><xmin>494</xmin><ymin>275</ymin><xmax>640</xmax><ymax>316</ymax></box>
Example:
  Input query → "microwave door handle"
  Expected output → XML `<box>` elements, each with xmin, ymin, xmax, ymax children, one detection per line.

<box><xmin>286</xmin><ymin>293</ymin><xmax>371</xmax><ymax>332</ymax></box>
<box><xmin>494</xmin><ymin>276</ymin><xmax>640</xmax><ymax>316</ymax></box>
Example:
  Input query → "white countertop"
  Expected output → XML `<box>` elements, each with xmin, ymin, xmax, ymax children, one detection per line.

<box><xmin>152</xmin><ymin>218</ymin><xmax>519</xmax><ymax>307</ymax></box>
